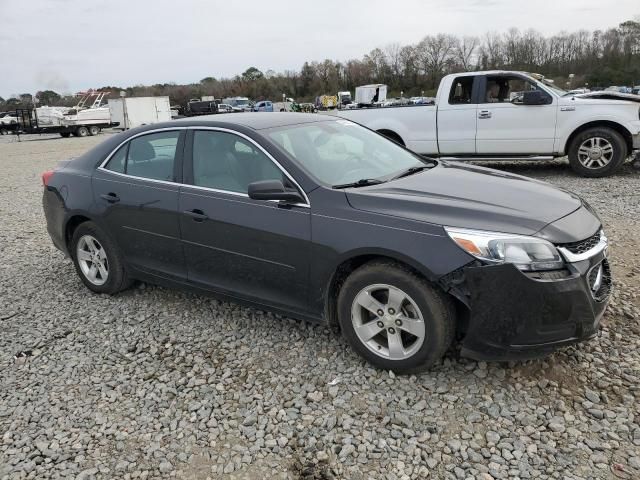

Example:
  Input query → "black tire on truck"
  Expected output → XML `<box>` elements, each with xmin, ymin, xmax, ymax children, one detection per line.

<box><xmin>60</xmin><ymin>132</ymin><xmax>71</xmax><ymax>138</ymax></box>
<box><xmin>0</xmin><ymin>128</ymin><xmax>8</xmax><ymax>135</ymax></box>
<box><xmin>76</xmin><ymin>126</ymin><xmax>89</xmax><ymax>137</ymax></box>
<box><xmin>568</xmin><ymin>127</ymin><xmax>627</xmax><ymax>178</ymax></box>
<box><xmin>88</xmin><ymin>126</ymin><xmax>100</xmax><ymax>136</ymax></box>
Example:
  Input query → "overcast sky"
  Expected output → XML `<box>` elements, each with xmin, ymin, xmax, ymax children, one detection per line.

<box><xmin>0</xmin><ymin>0</ymin><xmax>637</xmax><ymax>98</ymax></box>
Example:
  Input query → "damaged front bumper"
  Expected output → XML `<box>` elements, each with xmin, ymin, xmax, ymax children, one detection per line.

<box><xmin>446</xmin><ymin>248</ymin><xmax>611</xmax><ymax>361</ymax></box>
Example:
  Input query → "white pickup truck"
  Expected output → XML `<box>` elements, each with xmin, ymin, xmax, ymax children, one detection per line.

<box><xmin>334</xmin><ymin>70</ymin><xmax>640</xmax><ymax>177</ymax></box>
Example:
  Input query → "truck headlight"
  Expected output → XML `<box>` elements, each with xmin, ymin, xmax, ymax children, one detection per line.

<box><xmin>445</xmin><ymin>227</ymin><xmax>564</xmax><ymax>271</ymax></box>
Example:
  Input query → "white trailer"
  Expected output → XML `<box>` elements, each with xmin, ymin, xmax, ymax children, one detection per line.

<box><xmin>108</xmin><ymin>96</ymin><xmax>171</xmax><ymax>130</ymax></box>
<box><xmin>355</xmin><ymin>84</ymin><xmax>387</xmax><ymax>106</ymax></box>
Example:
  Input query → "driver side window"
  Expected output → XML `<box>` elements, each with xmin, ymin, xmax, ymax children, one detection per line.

<box><xmin>191</xmin><ymin>130</ymin><xmax>284</xmax><ymax>194</ymax></box>
<box><xmin>483</xmin><ymin>76</ymin><xmax>540</xmax><ymax>104</ymax></box>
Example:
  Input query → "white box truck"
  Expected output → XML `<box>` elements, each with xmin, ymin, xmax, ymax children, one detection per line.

<box><xmin>108</xmin><ymin>96</ymin><xmax>172</xmax><ymax>130</ymax></box>
<box><xmin>355</xmin><ymin>84</ymin><xmax>387</xmax><ymax>106</ymax></box>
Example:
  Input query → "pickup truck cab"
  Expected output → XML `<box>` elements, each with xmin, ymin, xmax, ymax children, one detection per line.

<box><xmin>335</xmin><ymin>70</ymin><xmax>640</xmax><ymax>177</ymax></box>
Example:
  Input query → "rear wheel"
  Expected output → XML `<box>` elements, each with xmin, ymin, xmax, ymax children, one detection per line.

<box><xmin>70</xmin><ymin>222</ymin><xmax>131</xmax><ymax>294</ymax></box>
<box><xmin>88</xmin><ymin>125</ymin><xmax>100</xmax><ymax>136</ymax></box>
<box><xmin>568</xmin><ymin>127</ymin><xmax>626</xmax><ymax>177</ymax></box>
<box><xmin>75</xmin><ymin>126</ymin><xmax>89</xmax><ymax>137</ymax></box>
<box><xmin>337</xmin><ymin>261</ymin><xmax>455</xmax><ymax>373</ymax></box>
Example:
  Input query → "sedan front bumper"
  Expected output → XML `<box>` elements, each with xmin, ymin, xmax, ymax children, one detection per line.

<box><xmin>458</xmin><ymin>249</ymin><xmax>610</xmax><ymax>361</ymax></box>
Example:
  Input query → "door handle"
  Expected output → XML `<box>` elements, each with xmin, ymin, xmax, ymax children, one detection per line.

<box><xmin>478</xmin><ymin>110</ymin><xmax>492</xmax><ymax>119</ymax></box>
<box><xmin>100</xmin><ymin>192</ymin><xmax>120</xmax><ymax>203</ymax></box>
<box><xmin>183</xmin><ymin>209</ymin><xmax>208</xmax><ymax>222</ymax></box>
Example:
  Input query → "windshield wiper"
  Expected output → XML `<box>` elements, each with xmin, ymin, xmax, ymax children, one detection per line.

<box><xmin>389</xmin><ymin>164</ymin><xmax>434</xmax><ymax>181</ymax></box>
<box><xmin>332</xmin><ymin>178</ymin><xmax>385</xmax><ymax>189</ymax></box>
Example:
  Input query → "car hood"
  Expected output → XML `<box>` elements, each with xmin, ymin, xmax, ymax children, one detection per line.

<box><xmin>571</xmin><ymin>91</ymin><xmax>640</xmax><ymax>104</ymax></box>
<box><xmin>345</xmin><ymin>162</ymin><xmax>583</xmax><ymax>237</ymax></box>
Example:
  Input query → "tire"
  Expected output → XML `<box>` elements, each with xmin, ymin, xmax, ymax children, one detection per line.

<box><xmin>60</xmin><ymin>132</ymin><xmax>71</xmax><ymax>138</ymax></box>
<box><xmin>76</xmin><ymin>126</ymin><xmax>89</xmax><ymax>137</ymax></box>
<box><xmin>568</xmin><ymin>127</ymin><xmax>627</xmax><ymax>177</ymax></box>
<box><xmin>337</xmin><ymin>260</ymin><xmax>455</xmax><ymax>373</ymax></box>
<box><xmin>0</xmin><ymin>128</ymin><xmax>8</xmax><ymax>135</ymax></box>
<box><xmin>88</xmin><ymin>125</ymin><xmax>100</xmax><ymax>136</ymax></box>
<box><xmin>70</xmin><ymin>221</ymin><xmax>131</xmax><ymax>294</ymax></box>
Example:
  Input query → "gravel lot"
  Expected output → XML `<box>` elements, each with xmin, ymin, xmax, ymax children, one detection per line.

<box><xmin>1</xmin><ymin>132</ymin><xmax>639</xmax><ymax>480</ymax></box>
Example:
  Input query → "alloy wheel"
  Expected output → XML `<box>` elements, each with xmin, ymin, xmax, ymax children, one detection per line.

<box><xmin>350</xmin><ymin>283</ymin><xmax>426</xmax><ymax>360</ymax></box>
<box><xmin>577</xmin><ymin>137</ymin><xmax>614</xmax><ymax>169</ymax></box>
<box><xmin>76</xmin><ymin>235</ymin><xmax>109</xmax><ymax>285</ymax></box>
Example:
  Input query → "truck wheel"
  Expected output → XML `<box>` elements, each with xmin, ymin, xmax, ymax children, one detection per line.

<box><xmin>568</xmin><ymin>127</ymin><xmax>627</xmax><ymax>177</ymax></box>
<box><xmin>0</xmin><ymin>128</ymin><xmax>8</xmax><ymax>135</ymax></box>
<box><xmin>76</xmin><ymin>126</ymin><xmax>89</xmax><ymax>137</ymax></box>
<box><xmin>337</xmin><ymin>260</ymin><xmax>455</xmax><ymax>373</ymax></box>
<box><xmin>60</xmin><ymin>132</ymin><xmax>71</xmax><ymax>138</ymax></box>
<box><xmin>88</xmin><ymin>126</ymin><xmax>100</xmax><ymax>136</ymax></box>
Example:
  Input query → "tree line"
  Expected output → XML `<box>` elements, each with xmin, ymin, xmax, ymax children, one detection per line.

<box><xmin>1</xmin><ymin>19</ymin><xmax>639</xmax><ymax>110</ymax></box>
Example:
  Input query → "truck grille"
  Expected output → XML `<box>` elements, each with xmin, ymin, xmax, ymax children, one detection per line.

<box><xmin>558</xmin><ymin>230</ymin><xmax>602</xmax><ymax>255</ymax></box>
<box><xmin>588</xmin><ymin>259</ymin><xmax>611</xmax><ymax>302</ymax></box>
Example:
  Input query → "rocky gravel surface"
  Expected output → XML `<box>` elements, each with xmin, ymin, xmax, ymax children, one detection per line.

<box><xmin>0</xmin><ymin>133</ymin><xmax>639</xmax><ymax>479</ymax></box>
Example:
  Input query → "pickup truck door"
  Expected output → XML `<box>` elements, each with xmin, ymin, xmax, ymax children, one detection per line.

<box><xmin>475</xmin><ymin>75</ymin><xmax>558</xmax><ymax>155</ymax></box>
<box><xmin>436</xmin><ymin>75</ymin><xmax>479</xmax><ymax>154</ymax></box>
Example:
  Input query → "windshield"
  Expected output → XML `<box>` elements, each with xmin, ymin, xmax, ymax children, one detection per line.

<box><xmin>265</xmin><ymin>120</ymin><xmax>428</xmax><ymax>186</ymax></box>
<box><xmin>235</xmin><ymin>99</ymin><xmax>249</xmax><ymax>106</ymax></box>
<box><xmin>539</xmin><ymin>78</ymin><xmax>566</xmax><ymax>96</ymax></box>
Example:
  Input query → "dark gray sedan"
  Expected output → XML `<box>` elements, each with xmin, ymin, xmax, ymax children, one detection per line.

<box><xmin>42</xmin><ymin>113</ymin><xmax>611</xmax><ymax>372</ymax></box>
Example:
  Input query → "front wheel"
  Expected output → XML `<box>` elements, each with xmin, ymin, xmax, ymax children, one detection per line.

<box><xmin>70</xmin><ymin>222</ymin><xmax>131</xmax><ymax>294</ymax></box>
<box><xmin>568</xmin><ymin>127</ymin><xmax>627</xmax><ymax>177</ymax></box>
<box><xmin>337</xmin><ymin>261</ymin><xmax>455</xmax><ymax>373</ymax></box>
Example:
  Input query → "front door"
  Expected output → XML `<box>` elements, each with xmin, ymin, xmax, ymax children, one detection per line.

<box><xmin>179</xmin><ymin>129</ymin><xmax>311</xmax><ymax>313</ymax></box>
<box><xmin>436</xmin><ymin>75</ymin><xmax>478</xmax><ymax>154</ymax></box>
<box><xmin>92</xmin><ymin>129</ymin><xmax>186</xmax><ymax>279</ymax></box>
<box><xmin>475</xmin><ymin>74</ymin><xmax>558</xmax><ymax>155</ymax></box>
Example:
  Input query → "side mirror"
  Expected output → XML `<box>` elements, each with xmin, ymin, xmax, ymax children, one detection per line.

<box><xmin>520</xmin><ymin>90</ymin><xmax>551</xmax><ymax>105</ymax></box>
<box><xmin>248</xmin><ymin>179</ymin><xmax>304</xmax><ymax>203</ymax></box>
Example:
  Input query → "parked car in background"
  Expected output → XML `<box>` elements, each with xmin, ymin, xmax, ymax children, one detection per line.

<box><xmin>632</xmin><ymin>86</ymin><xmax>640</xmax><ymax>95</ymax></box>
<box><xmin>223</xmin><ymin>97</ymin><xmax>252</xmax><ymax>112</ymax></box>
<box><xmin>42</xmin><ymin>113</ymin><xmax>611</xmax><ymax>372</ymax></box>
<box><xmin>336</xmin><ymin>70</ymin><xmax>640</xmax><ymax>177</ymax></box>
<box><xmin>253</xmin><ymin>101</ymin><xmax>274</xmax><ymax>112</ymax></box>
<box><xmin>410</xmin><ymin>96</ymin><xmax>434</xmax><ymax>105</ymax></box>
<box><xmin>217</xmin><ymin>104</ymin><xmax>234</xmax><ymax>113</ymax></box>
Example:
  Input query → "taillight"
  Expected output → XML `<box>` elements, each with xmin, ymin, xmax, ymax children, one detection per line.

<box><xmin>41</xmin><ymin>170</ymin><xmax>55</xmax><ymax>186</ymax></box>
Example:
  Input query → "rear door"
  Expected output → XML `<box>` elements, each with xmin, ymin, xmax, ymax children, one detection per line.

<box><xmin>92</xmin><ymin>129</ymin><xmax>186</xmax><ymax>279</ymax></box>
<box><xmin>436</xmin><ymin>76</ymin><xmax>479</xmax><ymax>154</ymax></box>
<box><xmin>475</xmin><ymin>74</ymin><xmax>557</xmax><ymax>154</ymax></box>
<box><xmin>179</xmin><ymin>128</ymin><xmax>312</xmax><ymax>312</ymax></box>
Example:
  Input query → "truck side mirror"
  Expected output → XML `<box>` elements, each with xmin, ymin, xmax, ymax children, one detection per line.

<box><xmin>520</xmin><ymin>90</ymin><xmax>552</xmax><ymax>105</ymax></box>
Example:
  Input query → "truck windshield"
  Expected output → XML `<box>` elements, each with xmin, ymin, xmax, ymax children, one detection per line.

<box><xmin>265</xmin><ymin>120</ymin><xmax>430</xmax><ymax>187</ymax></box>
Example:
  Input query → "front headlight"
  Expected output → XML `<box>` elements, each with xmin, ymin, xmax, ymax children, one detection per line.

<box><xmin>445</xmin><ymin>227</ymin><xmax>564</xmax><ymax>271</ymax></box>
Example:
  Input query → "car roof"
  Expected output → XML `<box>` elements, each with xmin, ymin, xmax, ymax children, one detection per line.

<box><xmin>174</xmin><ymin>112</ymin><xmax>334</xmax><ymax>130</ymax></box>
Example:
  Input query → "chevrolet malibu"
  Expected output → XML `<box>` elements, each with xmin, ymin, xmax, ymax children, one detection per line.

<box><xmin>42</xmin><ymin>113</ymin><xmax>611</xmax><ymax>372</ymax></box>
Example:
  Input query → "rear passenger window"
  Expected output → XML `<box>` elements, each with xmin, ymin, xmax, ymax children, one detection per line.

<box><xmin>105</xmin><ymin>144</ymin><xmax>127</xmax><ymax>174</ymax></box>
<box><xmin>104</xmin><ymin>131</ymin><xmax>180</xmax><ymax>182</ymax></box>
<box><xmin>448</xmin><ymin>77</ymin><xmax>475</xmax><ymax>104</ymax></box>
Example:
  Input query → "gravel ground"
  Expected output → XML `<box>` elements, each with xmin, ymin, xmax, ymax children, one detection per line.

<box><xmin>0</xmin><ymin>132</ymin><xmax>639</xmax><ymax>480</ymax></box>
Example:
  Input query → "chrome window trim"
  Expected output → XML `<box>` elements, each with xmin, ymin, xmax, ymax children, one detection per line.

<box><xmin>557</xmin><ymin>231</ymin><xmax>608</xmax><ymax>263</ymax></box>
<box><xmin>97</xmin><ymin>125</ymin><xmax>310</xmax><ymax>208</ymax></box>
